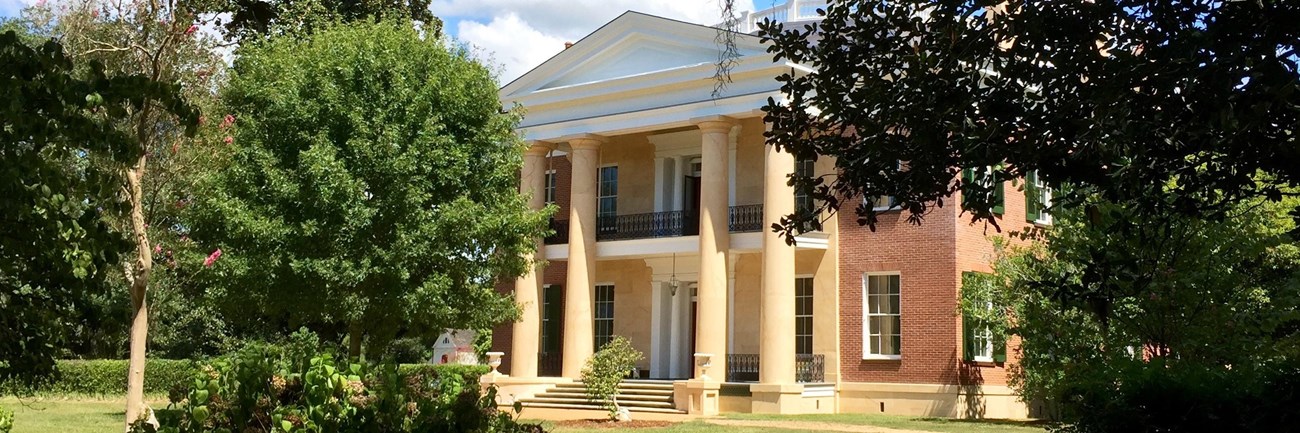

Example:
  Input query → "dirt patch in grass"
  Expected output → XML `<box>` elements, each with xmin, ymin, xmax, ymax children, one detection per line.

<box><xmin>555</xmin><ymin>419</ymin><xmax>675</xmax><ymax>429</ymax></box>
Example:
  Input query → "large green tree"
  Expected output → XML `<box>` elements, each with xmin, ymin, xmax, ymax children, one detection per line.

<box><xmin>190</xmin><ymin>19</ymin><xmax>548</xmax><ymax>358</ymax></box>
<box><xmin>966</xmin><ymin>195</ymin><xmax>1300</xmax><ymax>431</ymax></box>
<box><xmin>756</xmin><ymin>0</ymin><xmax>1300</xmax><ymax>233</ymax></box>
<box><xmin>0</xmin><ymin>31</ymin><xmax>190</xmax><ymax>388</ymax></box>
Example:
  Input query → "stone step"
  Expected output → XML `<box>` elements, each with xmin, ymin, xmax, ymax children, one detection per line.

<box><xmin>522</xmin><ymin>397</ymin><xmax>676</xmax><ymax>409</ymax></box>
<box><xmin>551</xmin><ymin>385</ymin><xmax>674</xmax><ymax>396</ymax></box>
<box><xmin>534</xmin><ymin>391</ymin><xmax>672</xmax><ymax>402</ymax></box>
<box><xmin>519</xmin><ymin>402</ymin><xmax>686</xmax><ymax>414</ymax></box>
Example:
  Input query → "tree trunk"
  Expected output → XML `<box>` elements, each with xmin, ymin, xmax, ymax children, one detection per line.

<box><xmin>123</xmin><ymin>154</ymin><xmax>152</xmax><ymax>426</ymax></box>
<box><xmin>348</xmin><ymin>322</ymin><xmax>363</xmax><ymax>360</ymax></box>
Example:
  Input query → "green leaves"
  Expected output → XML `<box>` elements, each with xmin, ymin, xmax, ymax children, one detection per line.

<box><xmin>188</xmin><ymin>20</ymin><xmax>548</xmax><ymax>355</ymax></box>
<box><xmin>580</xmin><ymin>336</ymin><xmax>644</xmax><ymax>420</ymax></box>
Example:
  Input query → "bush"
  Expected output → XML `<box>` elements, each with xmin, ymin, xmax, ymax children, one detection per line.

<box><xmin>384</xmin><ymin>338</ymin><xmax>430</xmax><ymax>364</ymax></box>
<box><xmin>159</xmin><ymin>345</ymin><xmax>538</xmax><ymax>432</ymax></box>
<box><xmin>1</xmin><ymin>359</ymin><xmax>197</xmax><ymax>396</ymax></box>
<box><xmin>580</xmin><ymin>336</ymin><xmax>643</xmax><ymax>420</ymax></box>
<box><xmin>0</xmin><ymin>403</ymin><xmax>12</xmax><ymax>433</ymax></box>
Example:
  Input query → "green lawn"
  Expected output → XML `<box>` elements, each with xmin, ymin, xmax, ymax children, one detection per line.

<box><xmin>724</xmin><ymin>412</ymin><xmax>1048</xmax><ymax>433</ymax></box>
<box><xmin>0</xmin><ymin>397</ymin><xmax>1046</xmax><ymax>433</ymax></box>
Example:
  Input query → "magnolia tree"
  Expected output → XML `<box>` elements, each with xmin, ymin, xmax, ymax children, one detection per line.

<box><xmin>188</xmin><ymin>20</ymin><xmax>550</xmax><ymax>359</ymax></box>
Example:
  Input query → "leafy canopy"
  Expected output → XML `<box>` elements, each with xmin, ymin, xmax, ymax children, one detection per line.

<box><xmin>0</xmin><ymin>31</ymin><xmax>190</xmax><ymax>385</ymax></box>
<box><xmin>189</xmin><ymin>20</ymin><xmax>549</xmax><ymax>354</ymax></box>
<box><xmin>758</xmin><ymin>0</ymin><xmax>1300</xmax><ymax>233</ymax></box>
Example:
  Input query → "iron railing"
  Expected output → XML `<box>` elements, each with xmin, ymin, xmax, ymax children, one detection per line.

<box><xmin>537</xmin><ymin>352</ymin><xmax>562</xmax><ymax>377</ymax></box>
<box><xmin>543</xmin><ymin>205</ymin><xmax>764</xmax><ymax>244</ymax></box>
<box><xmin>728</xmin><ymin>204</ymin><xmax>764</xmax><ymax>232</ymax></box>
<box><xmin>726</xmin><ymin>353</ymin><xmax>826</xmax><ymax>383</ymax></box>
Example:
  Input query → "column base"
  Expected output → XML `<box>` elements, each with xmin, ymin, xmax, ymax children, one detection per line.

<box><xmin>749</xmin><ymin>383</ymin><xmax>805</xmax><ymax>414</ymax></box>
<box><xmin>479</xmin><ymin>375</ymin><xmax>575</xmax><ymax>406</ymax></box>
<box><xmin>673</xmin><ymin>380</ymin><xmax>722</xmax><ymax>416</ymax></box>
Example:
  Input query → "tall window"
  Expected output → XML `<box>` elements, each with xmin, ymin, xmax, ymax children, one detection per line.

<box><xmin>544</xmin><ymin>170</ymin><xmax>557</xmax><ymax>206</ymax></box>
<box><xmin>594</xmin><ymin>284</ymin><xmax>615</xmax><ymax>349</ymax></box>
<box><xmin>1025</xmin><ymin>170</ymin><xmax>1051</xmax><ymax>225</ymax></box>
<box><xmin>864</xmin><ymin>273</ymin><xmax>901</xmax><ymax>359</ymax></box>
<box><xmin>795</xmin><ymin>159</ymin><xmax>815</xmax><ymax>215</ymax></box>
<box><xmin>962</xmin><ymin>166</ymin><xmax>1005</xmax><ymax>215</ymax></box>
<box><xmin>796</xmin><ymin>277</ymin><xmax>814</xmax><ymax>355</ymax></box>
<box><xmin>598</xmin><ymin>166</ymin><xmax>617</xmax><ymax>233</ymax></box>
<box><xmin>540</xmin><ymin>285</ymin><xmax>561</xmax><ymax>353</ymax></box>
<box><xmin>962</xmin><ymin>272</ymin><xmax>1004</xmax><ymax>363</ymax></box>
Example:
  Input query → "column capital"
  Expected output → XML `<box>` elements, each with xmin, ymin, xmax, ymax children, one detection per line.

<box><xmin>562</xmin><ymin>133</ymin><xmax>608</xmax><ymax>150</ymax></box>
<box><xmin>691</xmin><ymin>115</ymin><xmax>738</xmax><ymax>133</ymax></box>
<box><xmin>525</xmin><ymin>141</ymin><xmax>556</xmax><ymax>156</ymax></box>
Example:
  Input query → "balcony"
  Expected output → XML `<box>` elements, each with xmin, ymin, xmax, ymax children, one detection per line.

<box><xmin>544</xmin><ymin>204</ymin><xmax>764</xmax><ymax>245</ymax></box>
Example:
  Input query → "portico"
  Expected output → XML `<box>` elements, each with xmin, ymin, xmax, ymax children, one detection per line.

<box><xmin>484</xmin><ymin>11</ymin><xmax>834</xmax><ymax>416</ymax></box>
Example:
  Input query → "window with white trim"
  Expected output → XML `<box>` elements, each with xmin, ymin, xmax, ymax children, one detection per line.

<box><xmin>594</xmin><ymin>284</ymin><xmax>615</xmax><ymax>350</ymax></box>
<box><xmin>796</xmin><ymin>277</ymin><xmax>814</xmax><ymax>355</ymax></box>
<box><xmin>598</xmin><ymin>166</ymin><xmax>617</xmax><ymax>233</ymax></box>
<box><xmin>544</xmin><ymin>170</ymin><xmax>556</xmax><ymax>206</ymax></box>
<box><xmin>970</xmin><ymin>302</ymin><xmax>995</xmax><ymax>362</ymax></box>
<box><xmin>1026</xmin><ymin>170</ymin><xmax>1052</xmax><ymax>225</ymax></box>
<box><xmin>795</xmin><ymin>159</ymin><xmax>816</xmax><ymax>215</ymax></box>
<box><xmin>871</xmin><ymin>161</ymin><xmax>901</xmax><ymax>211</ymax></box>
<box><xmin>864</xmin><ymin>273</ymin><xmax>901</xmax><ymax>359</ymax></box>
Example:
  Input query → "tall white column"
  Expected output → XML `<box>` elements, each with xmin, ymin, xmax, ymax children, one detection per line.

<box><xmin>510</xmin><ymin>141</ymin><xmax>554</xmax><ymax>377</ymax></box>
<box><xmin>562</xmin><ymin>134</ymin><xmax>605</xmax><ymax>378</ymax></box>
<box><xmin>692</xmin><ymin>116</ymin><xmax>735</xmax><ymax>380</ymax></box>
<box><xmin>751</xmin><ymin>123</ymin><xmax>804</xmax><ymax>414</ymax></box>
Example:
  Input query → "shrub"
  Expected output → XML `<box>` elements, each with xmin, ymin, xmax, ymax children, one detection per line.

<box><xmin>0</xmin><ymin>404</ymin><xmax>12</xmax><ymax>433</ymax></box>
<box><xmin>580</xmin><ymin>336</ymin><xmax>643</xmax><ymax>420</ymax></box>
<box><xmin>1</xmin><ymin>359</ymin><xmax>197</xmax><ymax>396</ymax></box>
<box><xmin>384</xmin><ymin>338</ymin><xmax>430</xmax><ymax>364</ymax></box>
<box><xmin>160</xmin><ymin>345</ymin><xmax>539</xmax><ymax>432</ymax></box>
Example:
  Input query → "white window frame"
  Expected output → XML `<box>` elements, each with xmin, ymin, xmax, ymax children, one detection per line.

<box><xmin>544</xmin><ymin>169</ymin><xmax>557</xmax><ymax>206</ymax></box>
<box><xmin>871</xmin><ymin>161</ymin><xmax>902</xmax><ymax>212</ymax></box>
<box><xmin>862</xmin><ymin>272</ymin><xmax>902</xmax><ymax>360</ymax></box>
<box><xmin>594</xmin><ymin>283</ymin><xmax>615</xmax><ymax>350</ymax></box>
<box><xmin>1031</xmin><ymin>170</ymin><xmax>1052</xmax><ymax>225</ymax></box>
<box><xmin>597</xmin><ymin>165</ymin><xmax>618</xmax><ymax>233</ymax></box>
<box><xmin>795</xmin><ymin>159</ymin><xmax>816</xmax><ymax>215</ymax></box>
<box><xmin>795</xmin><ymin>275</ymin><xmax>815</xmax><ymax>355</ymax></box>
<box><xmin>971</xmin><ymin>301</ymin><xmax>995</xmax><ymax>363</ymax></box>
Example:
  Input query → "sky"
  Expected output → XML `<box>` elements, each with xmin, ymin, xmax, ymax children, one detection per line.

<box><xmin>0</xmin><ymin>0</ymin><xmax>783</xmax><ymax>83</ymax></box>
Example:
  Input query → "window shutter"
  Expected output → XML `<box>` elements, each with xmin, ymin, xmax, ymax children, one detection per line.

<box><xmin>992</xmin><ymin>175</ymin><xmax>1005</xmax><ymax>215</ymax></box>
<box><xmin>961</xmin><ymin>168</ymin><xmax>975</xmax><ymax>210</ymax></box>
<box><xmin>1025</xmin><ymin>171</ymin><xmax>1040</xmax><ymax>222</ymax></box>
<box><xmin>962</xmin><ymin>311</ymin><xmax>976</xmax><ymax>362</ymax></box>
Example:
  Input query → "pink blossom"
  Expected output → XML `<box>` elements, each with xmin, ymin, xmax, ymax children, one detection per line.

<box><xmin>153</xmin><ymin>245</ymin><xmax>162</xmax><ymax>254</ymax></box>
<box><xmin>90</xmin><ymin>9</ymin><xmax>98</xmax><ymax>17</ymax></box>
<box><xmin>223</xmin><ymin>136</ymin><xmax>233</xmax><ymax>145</ymax></box>
<box><xmin>186</xmin><ymin>24</ymin><xmax>197</xmax><ymax>35</ymax></box>
<box><xmin>198</xmin><ymin>115</ymin><xmax>206</xmax><ymax>125</ymax></box>
<box><xmin>35</xmin><ymin>0</ymin><xmax>45</xmax><ymax>6</ymax></box>
<box><xmin>203</xmin><ymin>248</ymin><xmax>223</xmax><ymax>267</ymax></box>
<box><xmin>220</xmin><ymin>114</ymin><xmax>235</xmax><ymax>128</ymax></box>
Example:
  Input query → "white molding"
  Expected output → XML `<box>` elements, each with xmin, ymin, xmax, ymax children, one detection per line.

<box><xmin>862</xmin><ymin>271</ymin><xmax>902</xmax><ymax>360</ymax></box>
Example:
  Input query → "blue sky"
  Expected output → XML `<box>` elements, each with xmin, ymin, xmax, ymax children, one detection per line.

<box><xmin>2</xmin><ymin>0</ymin><xmax>777</xmax><ymax>82</ymax></box>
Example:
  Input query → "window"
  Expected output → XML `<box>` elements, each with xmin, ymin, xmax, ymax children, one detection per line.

<box><xmin>594</xmin><ymin>284</ymin><xmax>615</xmax><ymax>350</ymax></box>
<box><xmin>1025</xmin><ymin>170</ymin><xmax>1051</xmax><ymax>224</ymax></box>
<box><xmin>795</xmin><ymin>159</ymin><xmax>816</xmax><ymax>215</ymax></box>
<box><xmin>598</xmin><ymin>166</ymin><xmax>617</xmax><ymax>233</ymax></box>
<box><xmin>544</xmin><ymin>170</ymin><xmax>557</xmax><ymax>206</ymax></box>
<box><xmin>871</xmin><ymin>160</ymin><xmax>901</xmax><ymax>211</ymax></box>
<box><xmin>962</xmin><ymin>166</ymin><xmax>1005</xmax><ymax>215</ymax></box>
<box><xmin>863</xmin><ymin>273</ymin><xmax>901</xmax><ymax>359</ymax></box>
<box><xmin>962</xmin><ymin>272</ymin><xmax>1006</xmax><ymax>363</ymax></box>
<box><xmin>541</xmin><ymin>285</ymin><xmax>562</xmax><ymax>353</ymax></box>
<box><xmin>796</xmin><ymin>277</ymin><xmax>814</xmax><ymax>355</ymax></box>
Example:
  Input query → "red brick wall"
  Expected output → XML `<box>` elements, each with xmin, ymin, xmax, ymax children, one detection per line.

<box><xmin>838</xmin><ymin>175</ymin><xmax>1035</xmax><ymax>387</ymax></box>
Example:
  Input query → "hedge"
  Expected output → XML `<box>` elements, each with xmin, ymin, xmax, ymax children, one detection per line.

<box><xmin>2</xmin><ymin>360</ymin><xmax>490</xmax><ymax>396</ymax></box>
<box><xmin>1</xmin><ymin>359</ymin><xmax>198</xmax><ymax>396</ymax></box>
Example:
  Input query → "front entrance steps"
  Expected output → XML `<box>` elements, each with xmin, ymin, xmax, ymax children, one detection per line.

<box><xmin>518</xmin><ymin>380</ymin><xmax>685</xmax><ymax>414</ymax></box>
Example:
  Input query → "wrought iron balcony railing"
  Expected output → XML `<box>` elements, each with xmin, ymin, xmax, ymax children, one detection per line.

<box><xmin>725</xmin><ymin>353</ymin><xmax>826</xmax><ymax>383</ymax></box>
<box><xmin>543</xmin><ymin>204</ymin><xmax>764</xmax><ymax>244</ymax></box>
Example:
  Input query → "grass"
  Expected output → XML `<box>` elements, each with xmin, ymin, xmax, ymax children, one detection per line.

<box><xmin>0</xmin><ymin>397</ymin><xmax>1046</xmax><ymax>433</ymax></box>
<box><xmin>724</xmin><ymin>412</ymin><xmax>1048</xmax><ymax>433</ymax></box>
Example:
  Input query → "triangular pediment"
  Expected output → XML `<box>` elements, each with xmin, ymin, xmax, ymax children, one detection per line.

<box><xmin>501</xmin><ymin>11</ymin><xmax>769</xmax><ymax>98</ymax></box>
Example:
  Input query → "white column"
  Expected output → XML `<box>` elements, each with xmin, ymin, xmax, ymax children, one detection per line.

<box><xmin>692</xmin><ymin>116</ymin><xmax>735</xmax><ymax>380</ymax></box>
<box><xmin>510</xmin><ymin>141</ymin><xmax>553</xmax><ymax>378</ymax></box>
<box><xmin>562</xmin><ymin>134</ymin><xmax>605</xmax><ymax>378</ymax></box>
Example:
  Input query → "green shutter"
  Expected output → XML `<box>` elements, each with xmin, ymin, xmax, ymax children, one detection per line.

<box><xmin>961</xmin><ymin>168</ymin><xmax>975</xmax><ymax>211</ymax></box>
<box><xmin>992</xmin><ymin>172</ymin><xmax>1005</xmax><ymax>215</ymax></box>
<box><xmin>962</xmin><ymin>310</ymin><xmax>976</xmax><ymax>362</ymax></box>
<box><xmin>993</xmin><ymin>332</ymin><xmax>1008</xmax><ymax>363</ymax></box>
<box><xmin>1025</xmin><ymin>171</ymin><xmax>1040</xmax><ymax>222</ymax></box>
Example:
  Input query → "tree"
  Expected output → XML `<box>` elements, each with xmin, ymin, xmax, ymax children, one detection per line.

<box><xmin>756</xmin><ymin>0</ymin><xmax>1300</xmax><ymax>234</ymax></box>
<box><xmin>199</xmin><ymin>0</ymin><xmax>442</xmax><ymax>44</ymax></box>
<box><xmin>580</xmin><ymin>336</ymin><xmax>644</xmax><ymax>421</ymax></box>
<box><xmin>0</xmin><ymin>31</ymin><xmax>190</xmax><ymax>389</ymax></box>
<box><xmin>189</xmin><ymin>19</ymin><xmax>549</xmax><ymax>359</ymax></box>
<box><xmin>969</xmin><ymin>194</ymin><xmax>1300</xmax><ymax>431</ymax></box>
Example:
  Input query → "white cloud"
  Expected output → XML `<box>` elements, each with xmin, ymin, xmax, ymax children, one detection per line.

<box><xmin>456</xmin><ymin>13</ymin><xmax>566</xmax><ymax>85</ymax></box>
<box><xmin>445</xmin><ymin>0</ymin><xmax>758</xmax><ymax>84</ymax></box>
<box><xmin>0</xmin><ymin>0</ymin><xmax>37</xmax><ymax>18</ymax></box>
